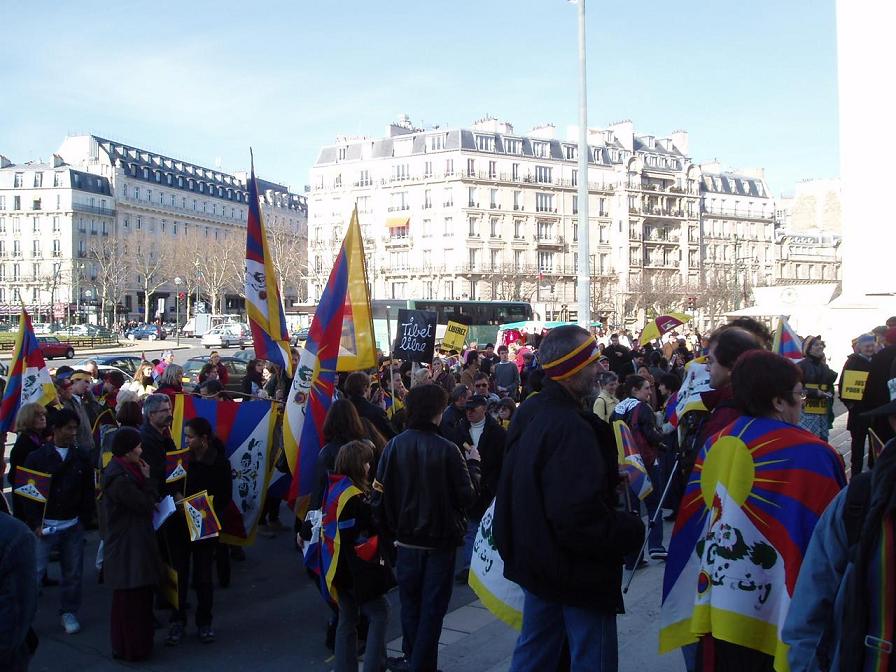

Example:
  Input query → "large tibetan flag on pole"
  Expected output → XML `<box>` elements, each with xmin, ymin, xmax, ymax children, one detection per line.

<box><xmin>0</xmin><ymin>308</ymin><xmax>58</xmax><ymax>433</ymax></box>
<box><xmin>171</xmin><ymin>395</ymin><xmax>276</xmax><ymax>546</ymax></box>
<box><xmin>772</xmin><ymin>316</ymin><xmax>803</xmax><ymax>362</ymax></box>
<box><xmin>244</xmin><ymin>153</ymin><xmax>292</xmax><ymax>376</ymax></box>
<box><xmin>283</xmin><ymin>207</ymin><xmax>374</xmax><ymax>513</ymax></box>
<box><xmin>659</xmin><ymin>416</ymin><xmax>846</xmax><ymax>670</ymax></box>
<box><xmin>613</xmin><ymin>420</ymin><xmax>653</xmax><ymax>500</ymax></box>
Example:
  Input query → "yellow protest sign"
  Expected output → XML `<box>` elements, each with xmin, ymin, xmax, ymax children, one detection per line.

<box><xmin>442</xmin><ymin>321</ymin><xmax>469</xmax><ymax>351</ymax></box>
<box><xmin>840</xmin><ymin>370</ymin><xmax>869</xmax><ymax>401</ymax></box>
<box><xmin>804</xmin><ymin>383</ymin><xmax>831</xmax><ymax>415</ymax></box>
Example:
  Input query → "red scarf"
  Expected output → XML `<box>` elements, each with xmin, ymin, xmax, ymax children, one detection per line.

<box><xmin>113</xmin><ymin>455</ymin><xmax>145</xmax><ymax>487</ymax></box>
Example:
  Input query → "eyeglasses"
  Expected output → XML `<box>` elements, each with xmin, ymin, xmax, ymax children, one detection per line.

<box><xmin>151</xmin><ymin>407</ymin><xmax>171</xmax><ymax>415</ymax></box>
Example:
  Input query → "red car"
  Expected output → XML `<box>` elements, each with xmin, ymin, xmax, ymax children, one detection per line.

<box><xmin>37</xmin><ymin>336</ymin><xmax>75</xmax><ymax>360</ymax></box>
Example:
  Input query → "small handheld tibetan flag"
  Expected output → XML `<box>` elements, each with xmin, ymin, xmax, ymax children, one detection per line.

<box><xmin>772</xmin><ymin>316</ymin><xmax>803</xmax><ymax>361</ymax></box>
<box><xmin>182</xmin><ymin>490</ymin><xmax>221</xmax><ymax>542</ymax></box>
<box><xmin>13</xmin><ymin>466</ymin><xmax>51</xmax><ymax>503</ymax></box>
<box><xmin>613</xmin><ymin>420</ymin><xmax>653</xmax><ymax>501</ymax></box>
<box><xmin>165</xmin><ymin>448</ymin><xmax>190</xmax><ymax>484</ymax></box>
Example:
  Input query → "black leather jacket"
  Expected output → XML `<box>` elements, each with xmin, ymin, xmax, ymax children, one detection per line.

<box><xmin>373</xmin><ymin>422</ymin><xmax>481</xmax><ymax>549</ymax></box>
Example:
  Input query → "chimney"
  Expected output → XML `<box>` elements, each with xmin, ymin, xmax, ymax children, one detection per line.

<box><xmin>607</xmin><ymin>120</ymin><xmax>634</xmax><ymax>152</ymax></box>
<box><xmin>52</xmin><ymin>154</ymin><xmax>65</xmax><ymax>168</ymax></box>
<box><xmin>671</xmin><ymin>130</ymin><xmax>689</xmax><ymax>156</ymax></box>
<box><xmin>528</xmin><ymin>123</ymin><xmax>556</xmax><ymax>140</ymax></box>
<box><xmin>0</xmin><ymin>155</ymin><xmax>11</xmax><ymax>169</ymax></box>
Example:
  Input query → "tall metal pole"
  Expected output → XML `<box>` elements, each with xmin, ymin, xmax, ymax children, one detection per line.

<box><xmin>575</xmin><ymin>0</ymin><xmax>592</xmax><ymax>329</ymax></box>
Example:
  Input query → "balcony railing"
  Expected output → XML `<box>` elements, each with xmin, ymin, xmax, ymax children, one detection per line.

<box><xmin>72</xmin><ymin>202</ymin><xmax>116</xmax><ymax>217</ymax></box>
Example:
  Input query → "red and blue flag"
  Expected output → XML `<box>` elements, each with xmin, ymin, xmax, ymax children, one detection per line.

<box><xmin>772</xmin><ymin>316</ymin><xmax>803</xmax><ymax>362</ymax></box>
<box><xmin>613</xmin><ymin>420</ymin><xmax>653</xmax><ymax>500</ymax></box>
<box><xmin>0</xmin><ymin>309</ymin><xmax>58</xmax><ymax>433</ymax></box>
<box><xmin>660</xmin><ymin>415</ymin><xmax>846</xmax><ymax>668</ymax></box>
<box><xmin>304</xmin><ymin>473</ymin><xmax>361</xmax><ymax>603</ymax></box>
<box><xmin>172</xmin><ymin>395</ymin><xmax>275</xmax><ymax>545</ymax></box>
<box><xmin>244</xmin><ymin>154</ymin><xmax>291</xmax><ymax>376</ymax></box>
<box><xmin>182</xmin><ymin>490</ymin><xmax>222</xmax><ymax>542</ymax></box>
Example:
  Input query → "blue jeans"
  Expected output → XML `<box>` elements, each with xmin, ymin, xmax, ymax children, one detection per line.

<box><xmin>510</xmin><ymin>589</ymin><xmax>618</xmax><ymax>672</ymax></box>
<box><xmin>35</xmin><ymin>522</ymin><xmax>85</xmax><ymax>615</ymax></box>
<box><xmin>458</xmin><ymin>518</ymin><xmax>480</xmax><ymax>571</ymax></box>
<box><xmin>336</xmin><ymin>591</ymin><xmax>389</xmax><ymax>672</ymax></box>
<box><xmin>395</xmin><ymin>546</ymin><xmax>456</xmax><ymax>672</ymax></box>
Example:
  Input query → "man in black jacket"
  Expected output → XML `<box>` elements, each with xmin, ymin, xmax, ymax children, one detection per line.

<box><xmin>861</xmin><ymin>325</ymin><xmax>896</xmax><ymax>445</ymax></box>
<box><xmin>139</xmin><ymin>393</ymin><xmax>176</xmax><ymax>497</ymax></box>
<box><xmin>345</xmin><ymin>371</ymin><xmax>396</xmax><ymax>440</ymax></box>
<box><xmin>494</xmin><ymin>325</ymin><xmax>644</xmax><ymax>672</ymax></box>
<box><xmin>455</xmin><ymin>394</ymin><xmax>506</xmax><ymax>583</ymax></box>
<box><xmin>840</xmin><ymin>334</ymin><xmax>876</xmax><ymax>474</ymax></box>
<box><xmin>603</xmin><ymin>333</ymin><xmax>636</xmax><ymax>378</ymax></box>
<box><xmin>373</xmin><ymin>384</ymin><xmax>481</xmax><ymax>672</ymax></box>
<box><xmin>439</xmin><ymin>384</ymin><xmax>470</xmax><ymax>445</ymax></box>
<box><xmin>22</xmin><ymin>409</ymin><xmax>94</xmax><ymax>636</ymax></box>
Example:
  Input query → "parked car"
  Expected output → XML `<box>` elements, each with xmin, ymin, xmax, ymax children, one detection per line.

<box><xmin>292</xmin><ymin>327</ymin><xmax>310</xmax><ymax>346</ymax></box>
<box><xmin>231</xmin><ymin>349</ymin><xmax>256</xmax><ymax>364</ymax></box>
<box><xmin>32</xmin><ymin>322</ymin><xmax>52</xmax><ymax>335</ymax></box>
<box><xmin>94</xmin><ymin>365</ymin><xmax>134</xmax><ymax>383</ymax></box>
<box><xmin>181</xmin><ymin>355</ymin><xmax>248</xmax><ymax>394</ymax></box>
<box><xmin>36</xmin><ymin>336</ymin><xmax>75</xmax><ymax>360</ymax></box>
<box><xmin>200</xmin><ymin>324</ymin><xmax>243</xmax><ymax>349</ymax></box>
<box><xmin>75</xmin><ymin>355</ymin><xmax>144</xmax><ymax>376</ymax></box>
<box><xmin>127</xmin><ymin>325</ymin><xmax>167</xmax><ymax>341</ymax></box>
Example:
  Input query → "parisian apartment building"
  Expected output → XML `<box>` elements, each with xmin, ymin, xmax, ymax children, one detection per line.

<box><xmin>307</xmin><ymin>115</ymin><xmax>835</xmax><ymax>324</ymax></box>
<box><xmin>0</xmin><ymin>135</ymin><xmax>307</xmax><ymax>324</ymax></box>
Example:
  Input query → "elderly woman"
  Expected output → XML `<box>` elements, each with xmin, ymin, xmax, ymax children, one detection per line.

<box><xmin>410</xmin><ymin>366</ymin><xmax>432</xmax><ymax>388</ymax></box>
<box><xmin>8</xmin><ymin>402</ymin><xmax>49</xmax><ymax>521</ymax></box>
<box><xmin>797</xmin><ymin>335</ymin><xmax>837</xmax><ymax>441</ymax></box>
<box><xmin>103</xmin><ymin>427</ymin><xmax>160</xmax><ymax>661</ymax></box>
<box><xmin>155</xmin><ymin>364</ymin><xmax>185</xmax><ymax>406</ymax></box>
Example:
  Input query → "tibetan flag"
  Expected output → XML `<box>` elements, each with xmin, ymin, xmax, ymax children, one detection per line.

<box><xmin>284</xmin><ymin>208</ymin><xmax>373</xmax><ymax>514</ymax></box>
<box><xmin>659</xmin><ymin>416</ymin><xmax>846</xmax><ymax>670</ymax></box>
<box><xmin>172</xmin><ymin>395</ymin><xmax>276</xmax><ymax>546</ymax></box>
<box><xmin>305</xmin><ymin>474</ymin><xmax>361</xmax><ymax>603</ymax></box>
<box><xmin>182</xmin><ymin>490</ymin><xmax>221</xmax><ymax>542</ymax></box>
<box><xmin>161</xmin><ymin>562</ymin><xmax>179</xmax><ymax>611</ymax></box>
<box><xmin>469</xmin><ymin>499</ymin><xmax>524</xmax><ymax>630</ymax></box>
<box><xmin>672</xmin><ymin>356</ymin><xmax>711</xmax><ymax>428</ymax></box>
<box><xmin>613</xmin><ymin>420</ymin><xmax>653</xmax><ymax>500</ymax></box>
<box><xmin>868</xmin><ymin>428</ymin><xmax>886</xmax><ymax>463</ymax></box>
<box><xmin>165</xmin><ymin>448</ymin><xmax>190</xmax><ymax>484</ymax></box>
<box><xmin>244</xmin><ymin>155</ymin><xmax>291</xmax><ymax>376</ymax></box>
<box><xmin>772</xmin><ymin>316</ymin><xmax>803</xmax><ymax>362</ymax></box>
<box><xmin>0</xmin><ymin>309</ymin><xmax>58</xmax><ymax>433</ymax></box>
<box><xmin>13</xmin><ymin>466</ymin><xmax>51</xmax><ymax>503</ymax></box>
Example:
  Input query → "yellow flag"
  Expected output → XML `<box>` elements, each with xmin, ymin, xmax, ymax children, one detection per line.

<box><xmin>335</xmin><ymin>209</ymin><xmax>375</xmax><ymax>371</ymax></box>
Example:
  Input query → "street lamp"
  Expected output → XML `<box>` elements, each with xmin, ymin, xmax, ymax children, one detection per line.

<box><xmin>570</xmin><ymin>0</ymin><xmax>592</xmax><ymax>329</ymax></box>
<box><xmin>174</xmin><ymin>276</ymin><xmax>183</xmax><ymax>345</ymax></box>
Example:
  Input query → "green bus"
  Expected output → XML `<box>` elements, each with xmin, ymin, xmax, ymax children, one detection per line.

<box><xmin>371</xmin><ymin>300</ymin><xmax>534</xmax><ymax>354</ymax></box>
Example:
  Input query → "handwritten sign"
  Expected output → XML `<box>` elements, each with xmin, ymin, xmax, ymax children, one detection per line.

<box><xmin>840</xmin><ymin>370</ymin><xmax>869</xmax><ymax>401</ymax></box>
<box><xmin>442</xmin><ymin>321</ymin><xmax>469</xmax><ymax>351</ymax></box>
<box><xmin>393</xmin><ymin>309</ymin><xmax>437</xmax><ymax>363</ymax></box>
<box><xmin>803</xmin><ymin>383</ymin><xmax>830</xmax><ymax>415</ymax></box>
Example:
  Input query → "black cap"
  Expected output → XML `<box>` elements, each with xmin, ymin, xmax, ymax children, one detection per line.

<box><xmin>200</xmin><ymin>380</ymin><xmax>223</xmax><ymax>394</ymax></box>
<box><xmin>465</xmin><ymin>394</ymin><xmax>489</xmax><ymax>409</ymax></box>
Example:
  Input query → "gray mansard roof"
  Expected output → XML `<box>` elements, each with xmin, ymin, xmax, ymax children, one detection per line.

<box><xmin>701</xmin><ymin>173</ymin><xmax>769</xmax><ymax>198</ymax></box>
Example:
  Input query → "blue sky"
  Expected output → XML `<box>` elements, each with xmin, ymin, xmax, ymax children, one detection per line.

<box><xmin>0</xmin><ymin>1</ymin><xmax>837</xmax><ymax>196</ymax></box>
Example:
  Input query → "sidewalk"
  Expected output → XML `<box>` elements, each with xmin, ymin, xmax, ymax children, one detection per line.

<box><xmin>431</xmin><ymin>412</ymin><xmax>855</xmax><ymax>672</ymax></box>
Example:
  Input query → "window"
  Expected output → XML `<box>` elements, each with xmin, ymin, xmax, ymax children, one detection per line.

<box><xmin>146</xmin><ymin>189</ymin><xmax>152</xmax><ymax>202</ymax></box>
<box><xmin>488</xmin><ymin>161</ymin><xmax>497</xmax><ymax>179</ymax></box>
<box><xmin>12</xmin><ymin>263</ymin><xmax>20</xmax><ymax>280</ymax></box>
<box><xmin>445</xmin><ymin>159</ymin><xmax>454</xmax><ymax>175</ymax></box>
<box><xmin>53</xmin><ymin>172</ymin><xmax>62</xmax><ymax>187</ymax></box>
<box><xmin>512</xmin><ymin>163</ymin><xmax>519</xmax><ymax>180</ymax></box>
<box><xmin>505</xmin><ymin>139</ymin><xmax>522</xmax><ymax>155</ymax></box>
<box><xmin>31</xmin><ymin>217</ymin><xmax>39</xmax><ymax>233</ymax></box>
<box><xmin>134</xmin><ymin>186</ymin><xmax>140</xmax><ymax>200</ymax></box>
<box><xmin>390</xmin><ymin>282</ymin><xmax>407</xmax><ymax>300</ymax></box>
<box><xmin>476</xmin><ymin>135</ymin><xmax>496</xmax><ymax>152</ymax></box>
<box><xmin>573</xmin><ymin>195</ymin><xmax>578</xmax><ymax>215</ymax></box>
<box><xmin>443</xmin><ymin>187</ymin><xmax>453</xmax><ymax>207</ymax></box>
<box><xmin>424</xmin><ymin>189</ymin><xmax>432</xmax><ymax>209</ymax></box>
<box><xmin>535</xmin><ymin>166</ymin><xmax>552</xmax><ymax>184</ymax></box>
<box><xmin>533</xmin><ymin>142</ymin><xmax>549</xmax><ymax>158</ymax></box>
<box><xmin>445</xmin><ymin>280</ymin><xmax>454</xmax><ymax>299</ymax></box>
<box><xmin>0</xmin><ymin>242</ymin><xmax>4</xmax><ymax>256</ymax></box>
<box><xmin>565</xmin><ymin>145</ymin><xmax>577</xmax><ymax>160</ymax></box>
<box><xmin>429</xmin><ymin>134</ymin><xmax>445</xmax><ymax>151</ymax></box>
<box><xmin>52</xmin><ymin>239</ymin><xmax>61</xmax><ymax>257</ymax></box>
<box><xmin>571</xmin><ymin>169</ymin><xmax>577</xmax><ymax>187</ymax></box>
<box><xmin>32</xmin><ymin>262</ymin><xmax>40</xmax><ymax>277</ymax></box>
<box><xmin>468</xmin><ymin>158</ymin><xmax>478</xmax><ymax>176</ymax></box>
<box><xmin>513</xmin><ymin>191</ymin><xmax>522</xmax><ymax>211</ymax></box>
<box><xmin>443</xmin><ymin>217</ymin><xmax>453</xmax><ymax>235</ymax></box>
<box><xmin>468</xmin><ymin>216</ymin><xmax>478</xmax><ymax>237</ymax></box>
<box><xmin>357</xmin><ymin>195</ymin><xmax>371</xmax><ymax>213</ymax></box>
<box><xmin>424</xmin><ymin>161</ymin><xmax>432</xmax><ymax>178</ymax></box>
<box><xmin>56</xmin><ymin>194</ymin><xmax>61</xmax><ymax>210</ymax></box>
<box><xmin>392</xmin><ymin>163</ymin><xmax>409</xmax><ymax>181</ymax></box>
<box><xmin>537</xmin><ymin>220</ymin><xmax>554</xmax><ymax>240</ymax></box>
<box><xmin>0</xmin><ymin>196</ymin><xmax>4</xmax><ymax>210</ymax></box>
<box><xmin>490</xmin><ymin>249</ymin><xmax>500</xmax><ymax>269</ymax></box>
<box><xmin>0</xmin><ymin>218</ymin><xmax>5</xmax><ymax>233</ymax></box>
<box><xmin>33</xmin><ymin>172</ymin><xmax>43</xmax><ymax>187</ymax></box>
<box><xmin>12</xmin><ymin>217</ymin><xmax>20</xmax><ymax>234</ymax></box>
<box><xmin>468</xmin><ymin>187</ymin><xmax>477</xmax><ymax>207</ymax></box>
<box><xmin>357</xmin><ymin>170</ymin><xmax>370</xmax><ymax>187</ymax></box>
<box><xmin>490</xmin><ymin>189</ymin><xmax>498</xmax><ymax>209</ymax></box>
<box><xmin>572</xmin><ymin>221</ymin><xmax>578</xmax><ymax>241</ymax></box>
<box><xmin>537</xmin><ymin>251</ymin><xmax>554</xmax><ymax>272</ymax></box>
<box><xmin>13</xmin><ymin>196</ymin><xmax>20</xmax><ymax>210</ymax></box>
<box><xmin>13</xmin><ymin>173</ymin><xmax>23</xmax><ymax>187</ymax></box>
<box><xmin>422</xmin><ymin>219</ymin><xmax>432</xmax><ymax>238</ymax></box>
<box><xmin>469</xmin><ymin>247</ymin><xmax>478</xmax><ymax>268</ymax></box>
<box><xmin>490</xmin><ymin>216</ymin><xmax>499</xmax><ymax>237</ymax></box>
<box><xmin>389</xmin><ymin>224</ymin><xmax>409</xmax><ymax>239</ymax></box>
<box><xmin>535</xmin><ymin>193</ymin><xmax>554</xmax><ymax>213</ymax></box>
<box><xmin>0</xmin><ymin>288</ymin><xmax>4</xmax><ymax>302</ymax></box>
<box><xmin>514</xmin><ymin>250</ymin><xmax>523</xmax><ymax>270</ymax></box>
<box><xmin>338</xmin><ymin>147</ymin><xmax>347</xmax><ymax>161</ymax></box>
<box><xmin>390</xmin><ymin>191</ymin><xmax>409</xmax><ymax>211</ymax></box>
<box><xmin>513</xmin><ymin>219</ymin><xmax>523</xmax><ymax>238</ymax></box>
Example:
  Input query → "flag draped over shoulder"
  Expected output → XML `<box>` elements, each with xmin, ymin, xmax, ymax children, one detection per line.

<box><xmin>660</xmin><ymin>416</ymin><xmax>846</xmax><ymax>671</ymax></box>
<box><xmin>283</xmin><ymin>208</ymin><xmax>373</xmax><ymax>513</ymax></box>
<box><xmin>244</xmin><ymin>156</ymin><xmax>292</xmax><ymax>376</ymax></box>
<box><xmin>772</xmin><ymin>317</ymin><xmax>803</xmax><ymax>362</ymax></box>
<box><xmin>613</xmin><ymin>420</ymin><xmax>653</xmax><ymax>500</ymax></box>
<box><xmin>171</xmin><ymin>395</ymin><xmax>275</xmax><ymax>546</ymax></box>
<box><xmin>304</xmin><ymin>474</ymin><xmax>360</xmax><ymax>603</ymax></box>
<box><xmin>0</xmin><ymin>309</ymin><xmax>58</xmax><ymax>433</ymax></box>
<box><xmin>182</xmin><ymin>490</ymin><xmax>222</xmax><ymax>542</ymax></box>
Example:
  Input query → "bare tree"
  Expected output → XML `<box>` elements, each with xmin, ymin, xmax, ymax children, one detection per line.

<box><xmin>624</xmin><ymin>270</ymin><xmax>686</xmax><ymax>321</ymax></box>
<box><xmin>267</xmin><ymin>218</ymin><xmax>308</xmax><ymax>306</ymax></box>
<box><xmin>128</xmin><ymin>229</ymin><xmax>176</xmax><ymax>322</ymax></box>
<box><xmin>171</xmin><ymin>231</ymin><xmax>203</xmax><ymax>318</ymax></box>
<box><xmin>87</xmin><ymin>233</ymin><xmax>130</xmax><ymax>327</ymax></box>
<box><xmin>195</xmin><ymin>232</ymin><xmax>242</xmax><ymax>314</ymax></box>
<box><xmin>490</xmin><ymin>264</ymin><xmax>540</xmax><ymax>302</ymax></box>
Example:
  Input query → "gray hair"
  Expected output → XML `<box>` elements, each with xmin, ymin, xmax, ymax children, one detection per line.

<box><xmin>143</xmin><ymin>393</ymin><xmax>170</xmax><ymax>418</ymax></box>
<box><xmin>115</xmin><ymin>389</ymin><xmax>139</xmax><ymax>414</ymax></box>
<box><xmin>598</xmin><ymin>371</ymin><xmax>618</xmax><ymax>386</ymax></box>
<box><xmin>158</xmin><ymin>364</ymin><xmax>184</xmax><ymax>387</ymax></box>
<box><xmin>538</xmin><ymin>324</ymin><xmax>591</xmax><ymax>367</ymax></box>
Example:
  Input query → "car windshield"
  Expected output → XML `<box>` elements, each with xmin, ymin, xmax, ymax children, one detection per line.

<box><xmin>183</xmin><ymin>359</ymin><xmax>208</xmax><ymax>375</ymax></box>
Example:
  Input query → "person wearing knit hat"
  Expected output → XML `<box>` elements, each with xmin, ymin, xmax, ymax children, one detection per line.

<box><xmin>797</xmin><ymin>336</ymin><xmax>837</xmax><ymax>441</ymax></box>
<box><xmin>841</xmin><ymin>334</ymin><xmax>878</xmax><ymax>475</ymax></box>
<box><xmin>102</xmin><ymin>425</ymin><xmax>159</xmax><ymax>661</ymax></box>
<box><xmin>493</xmin><ymin>325</ymin><xmax>644</xmax><ymax>671</ymax></box>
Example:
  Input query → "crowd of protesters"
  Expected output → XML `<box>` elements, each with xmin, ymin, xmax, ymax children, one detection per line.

<box><xmin>5</xmin><ymin>314</ymin><xmax>896</xmax><ymax>672</ymax></box>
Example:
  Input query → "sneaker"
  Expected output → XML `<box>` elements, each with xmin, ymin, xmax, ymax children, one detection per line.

<box><xmin>61</xmin><ymin>612</ymin><xmax>81</xmax><ymax>635</ymax></box>
<box><xmin>198</xmin><ymin>625</ymin><xmax>216</xmax><ymax>644</ymax></box>
<box><xmin>649</xmin><ymin>547</ymin><xmax>668</xmax><ymax>560</ymax></box>
<box><xmin>165</xmin><ymin>622</ymin><xmax>185</xmax><ymax>647</ymax></box>
<box><xmin>387</xmin><ymin>656</ymin><xmax>411</xmax><ymax>672</ymax></box>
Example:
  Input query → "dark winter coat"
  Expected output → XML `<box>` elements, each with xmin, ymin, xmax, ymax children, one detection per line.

<box><xmin>862</xmin><ymin>345</ymin><xmax>896</xmax><ymax>443</ymax></box>
<box><xmin>493</xmin><ymin>380</ymin><xmax>644</xmax><ymax>612</ymax></box>
<box><xmin>0</xmin><ymin>512</ymin><xmax>38</xmax><ymax>672</ymax></box>
<box><xmin>349</xmin><ymin>394</ymin><xmax>396</xmax><ymax>440</ymax></box>
<box><xmin>457</xmin><ymin>415</ymin><xmax>506</xmax><ymax>520</ymax></box>
<box><xmin>102</xmin><ymin>459</ymin><xmax>161</xmax><ymax>590</ymax></box>
<box><xmin>139</xmin><ymin>421</ymin><xmax>176</xmax><ymax>499</ymax></box>
<box><xmin>603</xmin><ymin>344</ymin><xmax>636</xmax><ymax>377</ymax></box>
<box><xmin>840</xmin><ymin>352</ymin><xmax>874</xmax><ymax>431</ymax></box>
<box><xmin>22</xmin><ymin>444</ymin><xmax>94</xmax><ymax>530</ymax></box>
